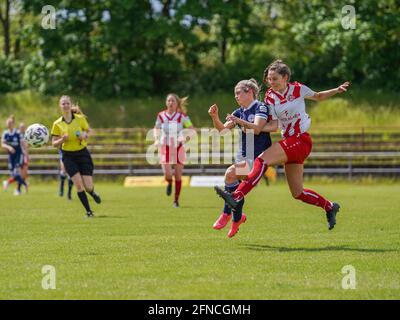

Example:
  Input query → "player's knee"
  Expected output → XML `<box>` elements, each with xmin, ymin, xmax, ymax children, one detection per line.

<box><xmin>225</xmin><ymin>167</ymin><xmax>237</xmax><ymax>184</ymax></box>
<box><xmin>84</xmin><ymin>185</ymin><xmax>93</xmax><ymax>193</ymax></box>
<box><xmin>74</xmin><ymin>181</ymin><xmax>84</xmax><ymax>192</ymax></box>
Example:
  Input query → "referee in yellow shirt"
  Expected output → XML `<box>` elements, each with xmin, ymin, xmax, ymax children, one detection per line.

<box><xmin>51</xmin><ymin>95</ymin><xmax>101</xmax><ymax>217</ymax></box>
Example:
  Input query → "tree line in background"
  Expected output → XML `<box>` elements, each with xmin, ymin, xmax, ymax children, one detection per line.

<box><xmin>0</xmin><ymin>0</ymin><xmax>399</xmax><ymax>98</ymax></box>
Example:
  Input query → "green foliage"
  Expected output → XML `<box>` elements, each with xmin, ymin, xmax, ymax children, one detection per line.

<box><xmin>0</xmin><ymin>57</ymin><xmax>24</xmax><ymax>92</ymax></box>
<box><xmin>0</xmin><ymin>1</ymin><xmax>398</xmax><ymax>96</ymax></box>
<box><xmin>1</xmin><ymin>89</ymin><xmax>399</xmax><ymax>129</ymax></box>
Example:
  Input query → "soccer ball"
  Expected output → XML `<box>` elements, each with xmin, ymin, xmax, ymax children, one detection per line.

<box><xmin>24</xmin><ymin>123</ymin><xmax>50</xmax><ymax>148</ymax></box>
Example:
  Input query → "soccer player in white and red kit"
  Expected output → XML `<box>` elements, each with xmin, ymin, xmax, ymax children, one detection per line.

<box><xmin>154</xmin><ymin>94</ymin><xmax>194</xmax><ymax>207</ymax></box>
<box><xmin>215</xmin><ymin>60</ymin><xmax>350</xmax><ymax>231</ymax></box>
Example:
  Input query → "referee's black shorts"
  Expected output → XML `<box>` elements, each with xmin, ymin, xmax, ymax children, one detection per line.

<box><xmin>61</xmin><ymin>147</ymin><xmax>94</xmax><ymax>177</ymax></box>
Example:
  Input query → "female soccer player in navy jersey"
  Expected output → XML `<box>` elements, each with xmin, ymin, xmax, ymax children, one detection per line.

<box><xmin>215</xmin><ymin>60</ymin><xmax>350</xmax><ymax>231</ymax></box>
<box><xmin>18</xmin><ymin>122</ymin><xmax>29</xmax><ymax>185</ymax></box>
<box><xmin>1</xmin><ymin>116</ymin><xmax>27</xmax><ymax>195</ymax></box>
<box><xmin>209</xmin><ymin>79</ymin><xmax>278</xmax><ymax>237</ymax></box>
<box><xmin>154</xmin><ymin>93</ymin><xmax>194</xmax><ymax>207</ymax></box>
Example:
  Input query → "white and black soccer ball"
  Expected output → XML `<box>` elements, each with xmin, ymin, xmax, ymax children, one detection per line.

<box><xmin>24</xmin><ymin>123</ymin><xmax>50</xmax><ymax>148</ymax></box>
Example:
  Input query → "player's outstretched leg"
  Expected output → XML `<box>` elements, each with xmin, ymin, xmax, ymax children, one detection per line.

<box><xmin>77</xmin><ymin>191</ymin><xmax>94</xmax><ymax>217</ymax></box>
<box><xmin>295</xmin><ymin>189</ymin><xmax>340</xmax><ymax>230</ymax></box>
<box><xmin>67</xmin><ymin>178</ymin><xmax>73</xmax><ymax>200</ymax></box>
<box><xmin>87</xmin><ymin>188</ymin><xmax>101</xmax><ymax>204</ymax></box>
<box><xmin>228</xmin><ymin>199</ymin><xmax>246</xmax><ymax>238</ymax></box>
<box><xmin>3</xmin><ymin>177</ymin><xmax>14</xmax><ymax>191</ymax></box>
<box><xmin>14</xmin><ymin>174</ymin><xmax>26</xmax><ymax>196</ymax></box>
<box><xmin>215</xmin><ymin>158</ymin><xmax>267</xmax><ymax>208</ymax></box>
<box><xmin>59</xmin><ymin>172</ymin><xmax>66</xmax><ymax>196</ymax></box>
<box><xmin>228</xmin><ymin>213</ymin><xmax>247</xmax><ymax>238</ymax></box>
<box><xmin>214</xmin><ymin>186</ymin><xmax>239</xmax><ymax>209</ymax></box>
<box><xmin>213</xmin><ymin>181</ymin><xmax>238</xmax><ymax>230</ymax></box>
<box><xmin>166</xmin><ymin>178</ymin><xmax>172</xmax><ymax>196</ymax></box>
<box><xmin>173</xmin><ymin>180</ymin><xmax>182</xmax><ymax>207</ymax></box>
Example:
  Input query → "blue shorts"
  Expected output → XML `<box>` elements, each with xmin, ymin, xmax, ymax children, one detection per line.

<box><xmin>8</xmin><ymin>152</ymin><xmax>24</xmax><ymax>173</ymax></box>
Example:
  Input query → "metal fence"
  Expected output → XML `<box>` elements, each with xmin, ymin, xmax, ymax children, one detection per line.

<box><xmin>1</xmin><ymin>152</ymin><xmax>399</xmax><ymax>178</ymax></box>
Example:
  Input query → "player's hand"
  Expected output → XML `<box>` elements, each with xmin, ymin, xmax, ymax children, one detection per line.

<box><xmin>226</xmin><ymin>114</ymin><xmax>240</xmax><ymax>124</ymax></box>
<box><xmin>79</xmin><ymin>132</ymin><xmax>88</xmax><ymax>141</ymax></box>
<box><xmin>9</xmin><ymin>146</ymin><xmax>15</xmax><ymax>154</ymax></box>
<box><xmin>337</xmin><ymin>81</ymin><xmax>350</xmax><ymax>93</ymax></box>
<box><xmin>177</xmin><ymin>135</ymin><xmax>190</xmax><ymax>144</ymax></box>
<box><xmin>62</xmin><ymin>134</ymin><xmax>69</xmax><ymax>142</ymax></box>
<box><xmin>208</xmin><ymin>104</ymin><xmax>219</xmax><ymax>118</ymax></box>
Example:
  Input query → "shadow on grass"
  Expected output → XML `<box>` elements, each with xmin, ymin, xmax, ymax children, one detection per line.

<box><xmin>95</xmin><ymin>215</ymin><xmax>127</xmax><ymax>219</ymax></box>
<box><xmin>176</xmin><ymin>206</ymin><xmax>217</xmax><ymax>209</ymax></box>
<box><xmin>243</xmin><ymin>244</ymin><xmax>398</xmax><ymax>253</ymax></box>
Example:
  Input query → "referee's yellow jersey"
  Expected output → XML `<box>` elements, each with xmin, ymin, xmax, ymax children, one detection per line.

<box><xmin>51</xmin><ymin>113</ymin><xmax>90</xmax><ymax>151</ymax></box>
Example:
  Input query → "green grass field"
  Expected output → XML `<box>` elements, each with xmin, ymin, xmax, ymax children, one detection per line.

<box><xmin>1</xmin><ymin>182</ymin><xmax>399</xmax><ymax>300</ymax></box>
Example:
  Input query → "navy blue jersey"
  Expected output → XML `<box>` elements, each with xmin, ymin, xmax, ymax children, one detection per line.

<box><xmin>232</xmin><ymin>100</ymin><xmax>272</xmax><ymax>160</ymax></box>
<box><xmin>2</xmin><ymin>129</ymin><xmax>22</xmax><ymax>154</ymax></box>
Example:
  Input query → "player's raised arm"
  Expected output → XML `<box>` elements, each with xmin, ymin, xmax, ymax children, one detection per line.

<box><xmin>226</xmin><ymin>114</ymin><xmax>267</xmax><ymax>135</ymax></box>
<box><xmin>306</xmin><ymin>81</ymin><xmax>350</xmax><ymax>101</ymax></box>
<box><xmin>208</xmin><ymin>104</ymin><xmax>235</xmax><ymax>132</ymax></box>
<box><xmin>52</xmin><ymin>134</ymin><xmax>68</xmax><ymax>148</ymax></box>
<box><xmin>1</xmin><ymin>128</ymin><xmax>15</xmax><ymax>154</ymax></box>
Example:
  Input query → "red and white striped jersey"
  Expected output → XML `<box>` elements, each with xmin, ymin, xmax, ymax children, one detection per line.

<box><xmin>264</xmin><ymin>82</ymin><xmax>315</xmax><ymax>138</ymax></box>
<box><xmin>155</xmin><ymin>110</ymin><xmax>192</xmax><ymax>146</ymax></box>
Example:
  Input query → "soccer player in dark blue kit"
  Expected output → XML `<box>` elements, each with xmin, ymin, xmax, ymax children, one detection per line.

<box><xmin>208</xmin><ymin>79</ymin><xmax>278</xmax><ymax>237</ymax></box>
<box><xmin>1</xmin><ymin>116</ymin><xmax>28</xmax><ymax>196</ymax></box>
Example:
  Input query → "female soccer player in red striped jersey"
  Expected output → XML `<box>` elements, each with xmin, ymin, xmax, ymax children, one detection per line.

<box><xmin>215</xmin><ymin>60</ymin><xmax>350</xmax><ymax>231</ymax></box>
<box><xmin>154</xmin><ymin>94</ymin><xmax>194</xmax><ymax>207</ymax></box>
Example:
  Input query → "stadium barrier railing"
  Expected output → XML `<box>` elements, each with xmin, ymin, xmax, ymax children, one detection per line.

<box><xmin>1</xmin><ymin>127</ymin><xmax>400</xmax><ymax>178</ymax></box>
<box><xmin>1</xmin><ymin>151</ymin><xmax>400</xmax><ymax>178</ymax></box>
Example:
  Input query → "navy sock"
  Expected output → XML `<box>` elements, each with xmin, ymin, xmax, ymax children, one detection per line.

<box><xmin>14</xmin><ymin>174</ymin><xmax>26</xmax><ymax>192</ymax></box>
<box><xmin>68</xmin><ymin>178</ymin><xmax>73</xmax><ymax>193</ymax></box>
<box><xmin>223</xmin><ymin>181</ymin><xmax>239</xmax><ymax>215</ymax></box>
<box><xmin>77</xmin><ymin>191</ymin><xmax>91</xmax><ymax>213</ymax></box>
<box><xmin>60</xmin><ymin>174</ymin><xmax>66</xmax><ymax>194</ymax></box>
<box><xmin>87</xmin><ymin>188</ymin><xmax>95</xmax><ymax>196</ymax></box>
<box><xmin>232</xmin><ymin>198</ymin><xmax>245</xmax><ymax>222</ymax></box>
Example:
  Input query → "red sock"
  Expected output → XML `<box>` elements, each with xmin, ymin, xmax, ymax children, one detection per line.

<box><xmin>175</xmin><ymin>180</ymin><xmax>182</xmax><ymax>202</ymax></box>
<box><xmin>296</xmin><ymin>189</ymin><xmax>333</xmax><ymax>211</ymax></box>
<box><xmin>8</xmin><ymin>177</ymin><xmax>15</xmax><ymax>184</ymax></box>
<box><xmin>233</xmin><ymin>157</ymin><xmax>267</xmax><ymax>200</ymax></box>
<box><xmin>166</xmin><ymin>178</ymin><xmax>172</xmax><ymax>185</ymax></box>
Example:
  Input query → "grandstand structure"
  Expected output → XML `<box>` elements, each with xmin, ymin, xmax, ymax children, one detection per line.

<box><xmin>1</xmin><ymin>127</ymin><xmax>399</xmax><ymax>179</ymax></box>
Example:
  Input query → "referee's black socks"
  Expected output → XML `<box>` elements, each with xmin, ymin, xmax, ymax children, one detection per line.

<box><xmin>77</xmin><ymin>191</ymin><xmax>92</xmax><ymax>213</ymax></box>
<box><xmin>87</xmin><ymin>188</ymin><xmax>101</xmax><ymax>204</ymax></box>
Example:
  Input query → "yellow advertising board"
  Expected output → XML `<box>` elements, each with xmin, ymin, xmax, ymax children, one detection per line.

<box><xmin>124</xmin><ymin>176</ymin><xmax>191</xmax><ymax>187</ymax></box>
